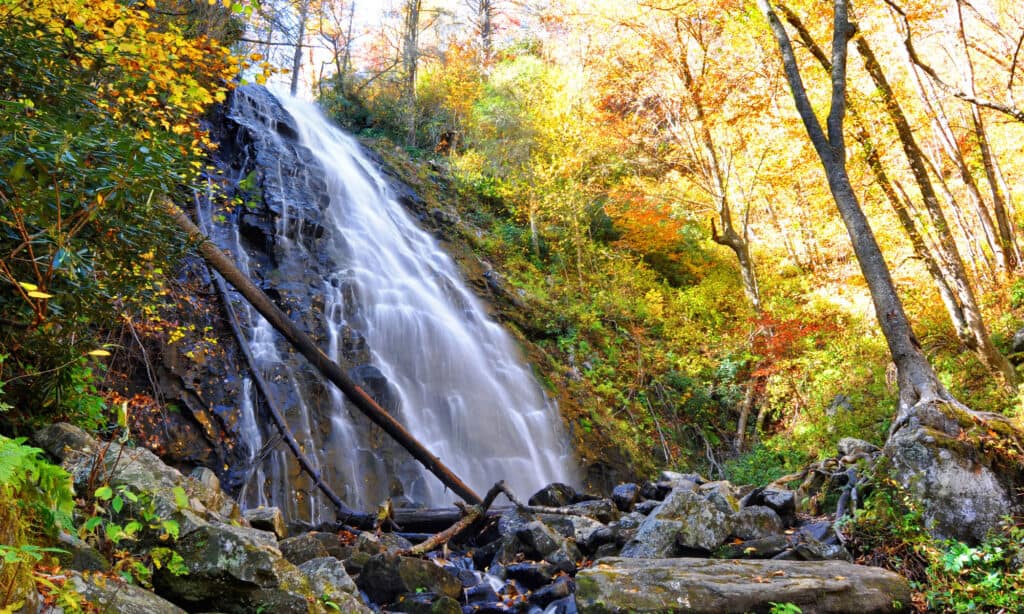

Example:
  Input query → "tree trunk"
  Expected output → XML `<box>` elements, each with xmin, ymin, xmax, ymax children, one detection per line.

<box><xmin>852</xmin><ymin>35</ymin><xmax>1017</xmax><ymax>389</ymax></box>
<box><xmin>402</xmin><ymin>0</ymin><xmax>422</xmax><ymax>146</ymax></box>
<box><xmin>777</xmin><ymin>4</ymin><xmax>1015</xmax><ymax>388</ymax></box>
<box><xmin>758</xmin><ymin>0</ymin><xmax>947</xmax><ymax>413</ymax></box>
<box><xmin>165</xmin><ymin>200</ymin><xmax>483</xmax><ymax>505</ymax></box>
<box><xmin>674</xmin><ymin>26</ymin><xmax>762</xmax><ymax>313</ymax></box>
<box><xmin>290</xmin><ymin>0</ymin><xmax>311</xmax><ymax>96</ymax></box>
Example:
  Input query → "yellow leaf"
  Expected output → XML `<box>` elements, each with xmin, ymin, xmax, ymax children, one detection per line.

<box><xmin>27</xmin><ymin>290</ymin><xmax>54</xmax><ymax>299</ymax></box>
<box><xmin>87</xmin><ymin>349</ymin><xmax>112</xmax><ymax>357</ymax></box>
<box><xmin>17</xmin><ymin>281</ymin><xmax>39</xmax><ymax>291</ymax></box>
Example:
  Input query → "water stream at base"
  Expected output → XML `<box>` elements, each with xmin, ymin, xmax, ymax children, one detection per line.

<box><xmin>219</xmin><ymin>88</ymin><xmax>576</xmax><ymax>522</ymax></box>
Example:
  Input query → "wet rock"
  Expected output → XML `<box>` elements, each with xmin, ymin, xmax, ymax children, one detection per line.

<box><xmin>68</xmin><ymin>570</ymin><xmax>186</xmax><ymax>614</ymax></box>
<box><xmin>356</xmin><ymin>553</ymin><xmax>462</xmax><ymax>605</ymax></box>
<box><xmin>611</xmin><ymin>483</ymin><xmax>640</xmax><ymax>512</ymax></box>
<box><xmin>634</xmin><ymin>500</ymin><xmax>659</xmax><ymax>514</ymax></box>
<box><xmin>279</xmin><ymin>532</ymin><xmax>330</xmax><ymax>565</ymax></box>
<box><xmin>567</xmin><ymin>499</ymin><xmax>619</xmax><ymax>523</ymax></box>
<box><xmin>391</xmin><ymin>594</ymin><xmax>461</xmax><ymax>614</ymax></box>
<box><xmin>885</xmin><ymin>400</ymin><xmax>1024</xmax><ymax>543</ymax></box>
<box><xmin>529</xmin><ymin>483</ymin><xmax>581</xmax><ymax>507</ymax></box>
<box><xmin>794</xmin><ymin>536</ymin><xmax>853</xmax><ymax>562</ymax></box>
<box><xmin>34</xmin><ymin>424</ymin><xmax>238</xmax><ymax>541</ymax></box>
<box><xmin>243</xmin><ymin>506</ymin><xmax>287</xmax><ymax>539</ymax></box>
<box><xmin>307</xmin><ymin>531</ymin><xmax>347</xmax><ymax>558</ymax></box>
<box><xmin>538</xmin><ymin>514</ymin><xmax>611</xmax><ymax>554</ymax></box>
<box><xmin>741</xmin><ymin>486</ymin><xmax>796</xmax><ymax>526</ymax></box>
<box><xmin>516</xmin><ymin>520</ymin><xmax>583</xmax><ymax>570</ymax></box>
<box><xmin>152</xmin><ymin>522</ymin><xmax>313</xmax><ymax>613</ymax></box>
<box><xmin>729</xmin><ymin>505</ymin><xmax>783</xmax><ymax>540</ymax></box>
<box><xmin>712</xmin><ymin>534</ymin><xmax>792</xmax><ymax>559</ymax></box>
<box><xmin>298</xmin><ymin>557</ymin><xmax>370</xmax><ymax>612</ymax></box>
<box><xmin>798</xmin><ymin>519</ymin><xmax>838</xmax><ymax>544</ymax></box>
<box><xmin>529</xmin><ymin>576</ymin><xmax>576</xmax><ymax>609</ymax></box>
<box><xmin>639</xmin><ymin>481</ymin><xmax>671</xmax><ymax>501</ymax></box>
<box><xmin>541</xmin><ymin>595</ymin><xmax>580</xmax><ymax>613</ymax></box>
<box><xmin>837</xmin><ymin>437</ymin><xmax>880</xmax><ymax>458</ymax></box>
<box><xmin>620</xmin><ymin>489</ymin><xmax>728</xmax><ymax>558</ymax></box>
<box><xmin>506</xmin><ymin>561</ymin><xmax>559</xmax><ymax>589</ymax></box>
<box><xmin>575</xmin><ymin>557</ymin><xmax>911</xmax><ymax>613</ymax></box>
<box><xmin>658</xmin><ymin>471</ymin><xmax>705</xmax><ymax>486</ymax></box>
<box><xmin>56</xmin><ymin>531</ymin><xmax>109</xmax><ymax>572</ymax></box>
<box><xmin>299</xmin><ymin>556</ymin><xmax>358</xmax><ymax>594</ymax></box>
<box><xmin>357</xmin><ymin>530</ymin><xmax>414</xmax><ymax>554</ymax></box>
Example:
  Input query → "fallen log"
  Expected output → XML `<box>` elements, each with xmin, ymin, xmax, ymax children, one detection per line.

<box><xmin>398</xmin><ymin>481</ymin><xmax>509</xmax><ymax>556</ymax></box>
<box><xmin>204</xmin><ymin>228</ymin><xmax>373</xmax><ymax>527</ymax></box>
<box><xmin>165</xmin><ymin>200</ymin><xmax>483</xmax><ymax>506</ymax></box>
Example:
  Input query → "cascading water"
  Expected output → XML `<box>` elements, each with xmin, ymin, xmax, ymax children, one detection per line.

<box><xmin>213</xmin><ymin>86</ymin><xmax>576</xmax><ymax>522</ymax></box>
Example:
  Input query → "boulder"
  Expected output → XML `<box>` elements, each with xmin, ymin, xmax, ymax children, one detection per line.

<box><xmin>56</xmin><ymin>531</ymin><xmax>110</xmax><ymax>572</ymax></box>
<box><xmin>712</xmin><ymin>534</ymin><xmax>792</xmax><ymax>559</ymax></box>
<box><xmin>729</xmin><ymin>505</ymin><xmax>783</xmax><ymax>540</ymax></box>
<box><xmin>567</xmin><ymin>499</ymin><xmax>619</xmax><ymax>523</ymax></box>
<box><xmin>243</xmin><ymin>506</ymin><xmax>287</xmax><ymax>540</ymax></box>
<box><xmin>34</xmin><ymin>424</ymin><xmax>236</xmax><ymax>540</ymax></box>
<box><xmin>356</xmin><ymin>553</ymin><xmax>462</xmax><ymax>605</ymax></box>
<box><xmin>279</xmin><ymin>533</ymin><xmax>330</xmax><ymax>565</ymax></box>
<box><xmin>575</xmin><ymin>557</ymin><xmax>911</xmax><ymax>613</ymax></box>
<box><xmin>390</xmin><ymin>594</ymin><xmax>462</xmax><ymax>614</ymax></box>
<box><xmin>620</xmin><ymin>489</ymin><xmax>728</xmax><ymax>557</ymax></box>
<box><xmin>298</xmin><ymin>557</ymin><xmax>371</xmax><ymax>613</ymax></box>
<box><xmin>611</xmin><ymin>483</ymin><xmax>640</xmax><ymax>512</ymax></box>
<box><xmin>741</xmin><ymin>486</ymin><xmax>796</xmax><ymax>526</ymax></box>
<box><xmin>69</xmin><ymin>571</ymin><xmax>187</xmax><ymax>614</ymax></box>
<box><xmin>152</xmin><ymin>522</ymin><xmax>313</xmax><ymax>613</ymax></box>
<box><xmin>837</xmin><ymin>437</ymin><xmax>880</xmax><ymax>458</ymax></box>
<box><xmin>529</xmin><ymin>483</ymin><xmax>580</xmax><ymax>507</ymax></box>
<box><xmin>885</xmin><ymin>400</ymin><xmax>1024</xmax><ymax>543</ymax></box>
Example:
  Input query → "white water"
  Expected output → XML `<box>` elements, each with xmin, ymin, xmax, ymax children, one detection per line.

<box><xmin>228</xmin><ymin>90</ymin><xmax>576</xmax><ymax>518</ymax></box>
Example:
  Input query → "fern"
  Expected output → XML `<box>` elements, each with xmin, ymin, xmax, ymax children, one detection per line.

<box><xmin>0</xmin><ymin>436</ymin><xmax>75</xmax><ymax>532</ymax></box>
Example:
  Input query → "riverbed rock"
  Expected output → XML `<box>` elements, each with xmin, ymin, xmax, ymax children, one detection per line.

<box><xmin>243</xmin><ymin>506</ymin><xmax>287</xmax><ymax>539</ymax></box>
<box><xmin>279</xmin><ymin>532</ymin><xmax>331</xmax><ymax>565</ymax></box>
<box><xmin>529</xmin><ymin>482</ymin><xmax>581</xmax><ymax>507</ymax></box>
<box><xmin>356</xmin><ymin>553</ymin><xmax>462</xmax><ymax>605</ymax></box>
<box><xmin>68</xmin><ymin>570</ymin><xmax>187</xmax><ymax>614</ymax></box>
<box><xmin>741</xmin><ymin>486</ymin><xmax>796</xmax><ymax>526</ymax></box>
<box><xmin>611</xmin><ymin>483</ymin><xmax>640</xmax><ymax>511</ymax></box>
<box><xmin>620</xmin><ymin>487</ymin><xmax>729</xmax><ymax>557</ymax></box>
<box><xmin>885</xmin><ymin>400</ymin><xmax>1024</xmax><ymax>543</ymax></box>
<box><xmin>729</xmin><ymin>505</ymin><xmax>784</xmax><ymax>540</ymax></box>
<box><xmin>152</xmin><ymin>522</ymin><xmax>312</xmax><ymax>613</ymax></box>
<box><xmin>575</xmin><ymin>557</ymin><xmax>911</xmax><ymax>613</ymax></box>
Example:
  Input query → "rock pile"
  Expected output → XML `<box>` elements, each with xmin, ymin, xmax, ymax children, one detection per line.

<box><xmin>31</xmin><ymin>425</ymin><xmax>910</xmax><ymax>613</ymax></box>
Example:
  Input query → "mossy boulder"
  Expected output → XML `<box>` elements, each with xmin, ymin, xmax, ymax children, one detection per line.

<box><xmin>575</xmin><ymin>557</ymin><xmax>910</xmax><ymax>613</ymax></box>
<box><xmin>356</xmin><ymin>553</ymin><xmax>462</xmax><ymax>606</ymax></box>
<box><xmin>885</xmin><ymin>400</ymin><xmax>1024</xmax><ymax>543</ymax></box>
<box><xmin>619</xmin><ymin>488</ymin><xmax>729</xmax><ymax>557</ymax></box>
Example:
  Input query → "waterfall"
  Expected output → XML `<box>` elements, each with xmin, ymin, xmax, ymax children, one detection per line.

<box><xmin>215</xmin><ymin>87</ymin><xmax>576</xmax><ymax>522</ymax></box>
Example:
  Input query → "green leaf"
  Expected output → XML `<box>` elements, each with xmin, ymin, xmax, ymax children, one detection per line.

<box><xmin>172</xmin><ymin>486</ymin><xmax>189</xmax><ymax>510</ymax></box>
<box><xmin>123</xmin><ymin>520</ymin><xmax>142</xmax><ymax>536</ymax></box>
<box><xmin>82</xmin><ymin>516</ymin><xmax>104</xmax><ymax>532</ymax></box>
<box><xmin>105</xmin><ymin>523</ymin><xmax>123</xmax><ymax>542</ymax></box>
<box><xmin>94</xmin><ymin>485</ymin><xmax>113</xmax><ymax>501</ymax></box>
<box><xmin>161</xmin><ymin>519</ymin><xmax>180</xmax><ymax>540</ymax></box>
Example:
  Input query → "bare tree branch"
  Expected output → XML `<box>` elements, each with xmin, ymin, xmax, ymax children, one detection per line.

<box><xmin>884</xmin><ymin>0</ymin><xmax>1024</xmax><ymax>122</ymax></box>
